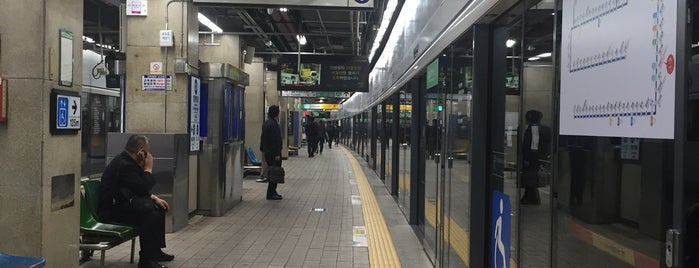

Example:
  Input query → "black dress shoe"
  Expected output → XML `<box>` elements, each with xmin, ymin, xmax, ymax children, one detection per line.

<box><xmin>156</xmin><ymin>251</ymin><xmax>175</xmax><ymax>262</ymax></box>
<box><xmin>266</xmin><ymin>195</ymin><xmax>282</xmax><ymax>200</ymax></box>
<box><xmin>274</xmin><ymin>194</ymin><xmax>282</xmax><ymax>198</ymax></box>
<box><xmin>138</xmin><ymin>259</ymin><xmax>168</xmax><ymax>268</ymax></box>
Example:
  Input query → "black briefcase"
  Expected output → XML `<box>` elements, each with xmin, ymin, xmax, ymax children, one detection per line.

<box><xmin>267</xmin><ymin>166</ymin><xmax>285</xmax><ymax>184</ymax></box>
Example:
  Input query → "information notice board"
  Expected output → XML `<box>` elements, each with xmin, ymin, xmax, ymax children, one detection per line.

<box><xmin>559</xmin><ymin>0</ymin><xmax>676</xmax><ymax>139</ymax></box>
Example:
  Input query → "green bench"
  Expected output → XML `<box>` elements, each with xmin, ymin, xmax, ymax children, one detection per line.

<box><xmin>79</xmin><ymin>178</ymin><xmax>137</xmax><ymax>267</ymax></box>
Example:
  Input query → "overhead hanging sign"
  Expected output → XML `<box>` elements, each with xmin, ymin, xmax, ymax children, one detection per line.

<box><xmin>191</xmin><ymin>0</ymin><xmax>373</xmax><ymax>9</ymax></box>
<box><xmin>300</xmin><ymin>103</ymin><xmax>340</xmax><ymax>110</ymax></box>
<box><xmin>559</xmin><ymin>0</ymin><xmax>676</xmax><ymax>139</ymax></box>
<box><xmin>278</xmin><ymin>56</ymin><xmax>369</xmax><ymax>92</ymax></box>
<box><xmin>280</xmin><ymin>91</ymin><xmax>352</xmax><ymax>98</ymax></box>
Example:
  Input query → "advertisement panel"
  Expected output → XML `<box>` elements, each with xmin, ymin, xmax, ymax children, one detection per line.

<box><xmin>278</xmin><ymin>57</ymin><xmax>369</xmax><ymax>92</ymax></box>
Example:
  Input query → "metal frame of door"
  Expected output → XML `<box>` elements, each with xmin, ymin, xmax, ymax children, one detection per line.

<box><xmin>675</xmin><ymin>0</ymin><xmax>691</xmax><ymax>267</ymax></box>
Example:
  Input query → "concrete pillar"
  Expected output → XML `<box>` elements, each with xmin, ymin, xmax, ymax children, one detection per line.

<box><xmin>199</xmin><ymin>35</ymin><xmax>241</xmax><ymax>68</ymax></box>
<box><xmin>124</xmin><ymin>0</ymin><xmax>201</xmax><ymax>215</ymax></box>
<box><xmin>0</xmin><ymin>1</ymin><xmax>83</xmax><ymax>267</ymax></box>
<box><xmin>125</xmin><ymin>0</ymin><xmax>199</xmax><ymax>132</ymax></box>
<box><xmin>244</xmin><ymin>58</ymin><xmax>265</xmax><ymax>157</ymax></box>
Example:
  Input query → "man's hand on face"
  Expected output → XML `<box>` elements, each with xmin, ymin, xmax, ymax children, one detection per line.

<box><xmin>143</xmin><ymin>151</ymin><xmax>154</xmax><ymax>173</ymax></box>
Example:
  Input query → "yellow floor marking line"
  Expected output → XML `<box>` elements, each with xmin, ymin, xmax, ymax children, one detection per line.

<box><xmin>341</xmin><ymin>147</ymin><xmax>402</xmax><ymax>268</ymax></box>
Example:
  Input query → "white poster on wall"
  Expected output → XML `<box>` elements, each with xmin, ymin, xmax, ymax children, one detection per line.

<box><xmin>559</xmin><ymin>0</ymin><xmax>676</xmax><ymax>139</ymax></box>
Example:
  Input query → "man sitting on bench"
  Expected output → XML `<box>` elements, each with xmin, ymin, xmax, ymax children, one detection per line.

<box><xmin>97</xmin><ymin>135</ymin><xmax>174</xmax><ymax>268</ymax></box>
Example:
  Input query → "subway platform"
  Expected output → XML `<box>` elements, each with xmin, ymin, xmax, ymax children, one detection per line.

<box><xmin>80</xmin><ymin>145</ymin><xmax>431</xmax><ymax>268</ymax></box>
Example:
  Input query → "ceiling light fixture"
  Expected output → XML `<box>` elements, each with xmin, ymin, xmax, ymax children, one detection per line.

<box><xmin>296</xmin><ymin>35</ymin><xmax>307</xmax><ymax>45</ymax></box>
<box><xmin>528</xmin><ymin>57</ymin><xmax>540</xmax><ymax>61</ymax></box>
<box><xmin>506</xmin><ymin>39</ymin><xmax>516</xmax><ymax>48</ymax></box>
<box><xmin>198</xmin><ymin>13</ymin><xmax>223</xmax><ymax>33</ymax></box>
<box><xmin>537</xmin><ymin>52</ymin><xmax>552</xmax><ymax>58</ymax></box>
<box><xmin>279</xmin><ymin>8</ymin><xmax>288</xmax><ymax>12</ymax></box>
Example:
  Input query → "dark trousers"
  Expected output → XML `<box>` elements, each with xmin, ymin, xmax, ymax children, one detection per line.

<box><xmin>522</xmin><ymin>187</ymin><xmax>540</xmax><ymax>204</ymax></box>
<box><xmin>319</xmin><ymin>138</ymin><xmax>325</xmax><ymax>153</ymax></box>
<box><xmin>327</xmin><ymin>137</ymin><xmax>334</xmax><ymax>148</ymax></box>
<box><xmin>265</xmin><ymin>152</ymin><xmax>282</xmax><ymax>197</ymax></box>
<box><xmin>308</xmin><ymin>138</ymin><xmax>317</xmax><ymax>156</ymax></box>
<box><xmin>100</xmin><ymin>205</ymin><xmax>166</xmax><ymax>260</ymax></box>
<box><xmin>521</xmin><ymin>154</ymin><xmax>541</xmax><ymax>204</ymax></box>
<box><xmin>138</xmin><ymin>209</ymin><xmax>167</xmax><ymax>258</ymax></box>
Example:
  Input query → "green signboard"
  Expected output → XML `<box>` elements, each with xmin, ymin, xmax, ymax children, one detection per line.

<box><xmin>426</xmin><ymin>59</ymin><xmax>439</xmax><ymax>89</ymax></box>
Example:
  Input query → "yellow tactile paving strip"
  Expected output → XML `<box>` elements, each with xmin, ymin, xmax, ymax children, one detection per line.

<box><xmin>341</xmin><ymin>147</ymin><xmax>402</xmax><ymax>268</ymax></box>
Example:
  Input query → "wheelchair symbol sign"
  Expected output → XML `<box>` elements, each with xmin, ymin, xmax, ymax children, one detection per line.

<box><xmin>57</xmin><ymin>96</ymin><xmax>68</xmax><ymax>128</ymax></box>
<box><xmin>492</xmin><ymin>191</ymin><xmax>511</xmax><ymax>268</ymax></box>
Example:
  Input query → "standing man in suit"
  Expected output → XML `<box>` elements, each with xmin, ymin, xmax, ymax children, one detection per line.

<box><xmin>520</xmin><ymin>110</ymin><xmax>551</xmax><ymax>205</ymax></box>
<box><xmin>261</xmin><ymin>105</ymin><xmax>283</xmax><ymax>200</ymax></box>
<box><xmin>305</xmin><ymin>117</ymin><xmax>319</xmax><ymax>157</ymax></box>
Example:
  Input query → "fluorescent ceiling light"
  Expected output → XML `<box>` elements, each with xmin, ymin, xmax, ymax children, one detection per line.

<box><xmin>296</xmin><ymin>35</ymin><xmax>307</xmax><ymax>45</ymax></box>
<box><xmin>369</xmin><ymin>0</ymin><xmax>398</xmax><ymax>60</ymax></box>
<box><xmin>528</xmin><ymin>57</ymin><xmax>540</xmax><ymax>61</ymax></box>
<box><xmin>198</xmin><ymin>13</ymin><xmax>222</xmax><ymax>33</ymax></box>
<box><xmin>537</xmin><ymin>52</ymin><xmax>552</xmax><ymax>58</ymax></box>
<box><xmin>506</xmin><ymin>39</ymin><xmax>516</xmax><ymax>48</ymax></box>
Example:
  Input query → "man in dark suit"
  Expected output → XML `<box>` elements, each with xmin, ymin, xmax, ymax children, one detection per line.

<box><xmin>326</xmin><ymin>123</ymin><xmax>336</xmax><ymax>149</ymax></box>
<box><xmin>98</xmin><ymin>135</ymin><xmax>174</xmax><ymax>268</ymax></box>
<box><xmin>305</xmin><ymin>117</ymin><xmax>319</xmax><ymax>157</ymax></box>
<box><xmin>521</xmin><ymin>110</ymin><xmax>551</xmax><ymax>205</ymax></box>
<box><xmin>261</xmin><ymin>105</ymin><xmax>283</xmax><ymax>200</ymax></box>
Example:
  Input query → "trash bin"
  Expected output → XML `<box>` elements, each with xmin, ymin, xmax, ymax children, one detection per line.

<box><xmin>0</xmin><ymin>253</ymin><xmax>46</xmax><ymax>268</ymax></box>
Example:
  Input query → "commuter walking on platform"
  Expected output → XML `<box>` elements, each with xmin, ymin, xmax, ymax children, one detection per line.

<box><xmin>305</xmin><ymin>117</ymin><xmax>319</xmax><ymax>157</ymax></box>
<box><xmin>97</xmin><ymin>135</ymin><xmax>174</xmax><ymax>268</ymax></box>
<box><xmin>318</xmin><ymin>121</ymin><xmax>327</xmax><ymax>154</ymax></box>
<box><xmin>261</xmin><ymin>105</ymin><xmax>283</xmax><ymax>200</ymax></box>
<box><xmin>521</xmin><ymin>110</ymin><xmax>551</xmax><ymax>205</ymax></box>
<box><xmin>326</xmin><ymin>122</ymin><xmax>336</xmax><ymax>149</ymax></box>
